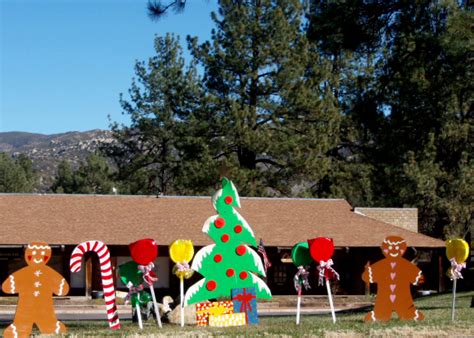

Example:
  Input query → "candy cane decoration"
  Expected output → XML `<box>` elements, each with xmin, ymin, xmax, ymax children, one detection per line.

<box><xmin>70</xmin><ymin>240</ymin><xmax>120</xmax><ymax>329</ymax></box>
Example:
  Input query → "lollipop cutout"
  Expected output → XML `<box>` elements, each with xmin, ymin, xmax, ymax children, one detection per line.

<box><xmin>446</xmin><ymin>239</ymin><xmax>469</xmax><ymax>321</ymax></box>
<box><xmin>291</xmin><ymin>242</ymin><xmax>312</xmax><ymax>325</ymax></box>
<box><xmin>169</xmin><ymin>239</ymin><xmax>194</xmax><ymax>327</ymax></box>
<box><xmin>308</xmin><ymin>237</ymin><xmax>339</xmax><ymax>323</ymax></box>
<box><xmin>129</xmin><ymin>239</ymin><xmax>162</xmax><ymax>328</ymax></box>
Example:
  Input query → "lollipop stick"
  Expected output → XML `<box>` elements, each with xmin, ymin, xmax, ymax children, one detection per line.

<box><xmin>149</xmin><ymin>285</ymin><xmax>162</xmax><ymax>328</ymax></box>
<box><xmin>451</xmin><ymin>278</ymin><xmax>457</xmax><ymax>321</ymax></box>
<box><xmin>180</xmin><ymin>276</ymin><xmax>185</xmax><ymax>327</ymax></box>
<box><xmin>325</xmin><ymin>278</ymin><xmax>336</xmax><ymax>323</ymax></box>
<box><xmin>296</xmin><ymin>289</ymin><xmax>302</xmax><ymax>325</ymax></box>
<box><xmin>136</xmin><ymin>303</ymin><xmax>143</xmax><ymax>329</ymax></box>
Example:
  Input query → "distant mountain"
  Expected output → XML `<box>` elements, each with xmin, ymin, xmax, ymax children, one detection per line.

<box><xmin>0</xmin><ymin>130</ymin><xmax>114</xmax><ymax>191</ymax></box>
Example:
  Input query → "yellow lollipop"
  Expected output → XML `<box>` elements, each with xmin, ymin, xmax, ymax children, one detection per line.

<box><xmin>169</xmin><ymin>239</ymin><xmax>195</xmax><ymax>279</ymax></box>
<box><xmin>169</xmin><ymin>239</ymin><xmax>195</xmax><ymax>327</ymax></box>
<box><xmin>170</xmin><ymin>239</ymin><xmax>194</xmax><ymax>264</ymax></box>
<box><xmin>446</xmin><ymin>239</ymin><xmax>469</xmax><ymax>264</ymax></box>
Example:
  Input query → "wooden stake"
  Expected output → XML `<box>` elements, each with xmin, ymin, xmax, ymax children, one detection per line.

<box><xmin>325</xmin><ymin>278</ymin><xmax>336</xmax><ymax>323</ymax></box>
<box><xmin>149</xmin><ymin>285</ymin><xmax>162</xmax><ymax>328</ymax></box>
<box><xmin>451</xmin><ymin>278</ymin><xmax>457</xmax><ymax>321</ymax></box>
<box><xmin>136</xmin><ymin>303</ymin><xmax>143</xmax><ymax>329</ymax></box>
<box><xmin>180</xmin><ymin>276</ymin><xmax>184</xmax><ymax>327</ymax></box>
<box><xmin>296</xmin><ymin>289</ymin><xmax>302</xmax><ymax>325</ymax></box>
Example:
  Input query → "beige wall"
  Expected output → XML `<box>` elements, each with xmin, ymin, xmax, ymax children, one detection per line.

<box><xmin>354</xmin><ymin>207</ymin><xmax>418</xmax><ymax>232</ymax></box>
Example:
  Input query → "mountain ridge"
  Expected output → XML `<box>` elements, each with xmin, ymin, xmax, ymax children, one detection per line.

<box><xmin>0</xmin><ymin>129</ymin><xmax>114</xmax><ymax>191</ymax></box>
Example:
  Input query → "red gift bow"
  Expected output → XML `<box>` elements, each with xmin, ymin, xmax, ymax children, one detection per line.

<box><xmin>232</xmin><ymin>288</ymin><xmax>256</xmax><ymax>323</ymax></box>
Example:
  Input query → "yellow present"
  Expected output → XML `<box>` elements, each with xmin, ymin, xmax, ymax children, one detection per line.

<box><xmin>196</xmin><ymin>301</ymin><xmax>234</xmax><ymax>326</ymax></box>
<box><xmin>208</xmin><ymin>313</ymin><xmax>246</xmax><ymax>327</ymax></box>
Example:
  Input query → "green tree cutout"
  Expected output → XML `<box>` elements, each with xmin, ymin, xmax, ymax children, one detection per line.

<box><xmin>184</xmin><ymin>178</ymin><xmax>272</xmax><ymax>305</ymax></box>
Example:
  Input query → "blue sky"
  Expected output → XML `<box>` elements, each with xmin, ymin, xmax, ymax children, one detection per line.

<box><xmin>0</xmin><ymin>0</ymin><xmax>218</xmax><ymax>134</ymax></box>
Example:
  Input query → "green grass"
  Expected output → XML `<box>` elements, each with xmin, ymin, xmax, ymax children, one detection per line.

<box><xmin>1</xmin><ymin>292</ymin><xmax>473</xmax><ymax>337</ymax></box>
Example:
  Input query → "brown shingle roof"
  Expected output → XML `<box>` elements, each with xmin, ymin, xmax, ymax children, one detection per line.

<box><xmin>0</xmin><ymin>194</ymin><xmax>444</xmax><ymax>248</ymax></box>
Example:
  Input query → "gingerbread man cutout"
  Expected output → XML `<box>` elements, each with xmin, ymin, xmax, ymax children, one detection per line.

<box><xmin>362</xmin><ymin>236</ymin><xmax>424</xmax><ymax>321</ymax></box>
<box><xmin>1</xmin><ymin>241</ymin><xmax>69</xmax><ymax>337</ymax></box>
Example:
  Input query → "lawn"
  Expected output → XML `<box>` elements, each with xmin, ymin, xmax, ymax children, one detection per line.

<box><xmin>1</xmin><ymin>291</ymin><xmax>473</xmax><ymax>337</ymax></box>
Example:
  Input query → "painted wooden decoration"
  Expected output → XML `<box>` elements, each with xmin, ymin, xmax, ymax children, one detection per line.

<box><xmin>1</xmin><ymin>241</ymin><xmax>69</xmax><ymax>337</ymax></box>
<box><xmin>184</xmin><ymin>178</ymin><xmax>272</xmax><ymax>306</ymax></box>
<box><xmin>195</xmin><ymin>301</ymin><xmax>234</xmax><ymax>326</ymax></box>
<box><xmin>291</xmin><ymin>241</ymin><xmax>312</xmax><ymax>267</ymax></box>
<box><xmin>70</xmin><ymin>240</ymin><xmax>120</xmax><ymax>329</ymax></box>
<box><xmin>231</xmin><ymin>287</ymin><xmax>258</xmax><ymax>325</ymax></box>
<box><xmin>291</xmin><ymin>242</ymin><xmax>311</xmax><ymax>325</ymax></box>
<box><xmin>446</xmin><ymin>238</ymin><xmax>469</xmax><ymax>268</ymax></box>
<box><xmin>169</xmin><ymin>239</ymin><xmax>195</xmax><ymax>327</ymax></box>
<box><xmin>129</xmin><ymin>238</ymin><xmax>162</xmax><ymax>328</ymax></box>
<box><xmin>308</xmin><ymin>237</ymin><xmax>338</xmax><ymax>323</ymax></box>
<box><xmin>445</xmin><ymin>238</ymin><xmax>469</xmax><ymax>321</ymax></box>
<box><xmin>129</xmin><ymin>238</ymin><xmax>158</xmax><ymax>265</ymax></box>
<box><xmin>208</xmin><ymin>313</ymin><xmax>246</xmax><ymax>327</ymax></box>
<box><xmin>362</xmin><ymin>236</ymin><xmax>425</xmax><ymax>322</ymax></box>
<box><xmin>118</xmin><ymin>261</ymin><xmax>151</xmax><ymax>330</ymax></box>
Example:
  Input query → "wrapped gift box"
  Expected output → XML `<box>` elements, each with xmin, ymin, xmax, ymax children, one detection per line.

<box><xmin>231</xmin><ymin>287</ymin><xmax>258</xmax><ymax>325</ymax></box>
<box><xmin>195</xmin><ymin>300</ymin><xmax>234</xmax><ymax>326</ymax></box>
<box><xmin>208</xmin><ymin>313</ymin><xmax>246</xmax><ymax>327</ymax></box>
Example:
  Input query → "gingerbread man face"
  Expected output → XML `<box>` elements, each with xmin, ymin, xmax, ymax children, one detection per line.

<box><xmin>25</xmin><ymin>242</ymin><xmax>52</xmax><ymax>267</ymax></box>
<box><xmin>381</xmin><ymin>236</ymin><xmax>407</xmax><ymax>260</ymax></box>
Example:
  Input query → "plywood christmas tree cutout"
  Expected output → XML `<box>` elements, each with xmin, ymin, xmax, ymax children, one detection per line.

<box><xmin>184</xmin><ymin>178</ymin><xmax>272</xmax><ymax>305</ymax></box>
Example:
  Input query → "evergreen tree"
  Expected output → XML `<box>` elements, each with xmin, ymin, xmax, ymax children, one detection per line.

<box><xmin>188</xmin><ymin>0</ymin><xmax>341</xmax><ymax>196</ymax></box>
<box><xmin>51</xmin><ymin>154</ymin><xmax>116</xmax><ymax>194</ymax></box>
<box><xmin>105</xmin><ymin>34</ymin><xmax>205</xmax><ymax>195</ymax></box>
<box><xmin>52</xmin><ymin>160</ymin><xmax>75</xmax><ymax>193</ymax></box>
<box><xmin>74</xmin><ymin>154</ymin><xmax>115</xmax><ymax>194</ymax></box>
<box><xmin>184</xmin><ymin>178</ymin><xmax>271</xmax><ymax>305</ymax></box>
<box><xmin>0</xmin><ymin>153</ymin><xmax>37</xmax><ymax>192</ymax></box>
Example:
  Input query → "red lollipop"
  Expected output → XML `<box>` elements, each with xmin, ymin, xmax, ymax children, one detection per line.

<box><xmin>129</xmin><ymin>238</ymin><xmax>158</xmax><ymax>265</ymax></box>
<box><xmin>308</xmin><ymin>237</ymin><xmax>334</xmax><ymax>262</ymax></box>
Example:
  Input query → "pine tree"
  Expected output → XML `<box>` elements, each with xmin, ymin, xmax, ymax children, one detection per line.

<box><xmin>0</xmin><ymin>153</ymin><xmax>37</xmax><ymax>193</ymax></box>
<box><xmin>188</xmin><ymin>0</ymin><xmax>341</xmax><ymax>196</ymax></box>
<box><xmin>104</xmin><ymin>33</ymin><xmax>205</xmax><ymax>195</ymax></box>
<box><xmin>51</xmin><ymin>160</ymin><xmax>75</xmax><ymax>193</ymax></box>
<box><xmin>184</xmin><ymin>177</ymin><xmax>271</xmax><ymax>305</ymax></box>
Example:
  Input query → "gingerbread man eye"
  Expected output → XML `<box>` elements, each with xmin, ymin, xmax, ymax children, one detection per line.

<box><xmin>41</xmin><ymin>251</ymin><xmax>45</xmax><ymax>256</ymax></box>
<box><xmin>395</xmin><ymin>246</ymin><xmax>399</xmax><ymax>250</ymax></box>
<box><xmin>389</xmin><ymin>246</ymin><xmax>392</xmax><ymax>250</ymax></box>
<box><xmin>32</xmin><ymin>251</ymin><xmax>37</xmax><ymax>255</ymax></box>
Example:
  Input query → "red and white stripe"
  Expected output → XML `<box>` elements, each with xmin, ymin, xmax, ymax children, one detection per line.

<box><xmin>70</xmin><ymin>240</ymin><xmax>120</xmax><ymax>330</ymax></box>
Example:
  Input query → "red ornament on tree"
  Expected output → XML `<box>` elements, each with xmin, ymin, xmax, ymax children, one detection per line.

<box><xmin>236</xmin><ymin>245</ymin><xmax>246</xmax><ymax>256</ymax></box>
<box><xmin>129</xmin><ymin>238</ymin><xmax>158</xmax><ymax>265</ymax></box>
<box><xmin>234</xmin><ymin>225</ymin><xmax>242</xmax><ymax>233</ymax></box>
<box><xmin>206</xmin><ymin>280</ymin><xmax>217</xmax><ymax>291</ymax></box>
<box><xmin>221</xmin><ymin>234</ymin><xmax>230</xmax><ymax>243</ymax></box>
<box><xmin>215</xmin><ymin>218</ymin><xmax>226</xmax><ymax>228</ymax></box>
<box><xmin>224</xmin><ymin>196</ymin><xmax>233</xmax><ymax>204</ymax></box>
<box><xmin>214</xmin><ymin>254</ymin><xmax>223</xmax><ymax>263</ymax></box>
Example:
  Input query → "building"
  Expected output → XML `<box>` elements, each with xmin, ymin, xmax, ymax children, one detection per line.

<box><xmin>0</xmin><ymin>194</ymin><xmax>445</xmax><ymax>299</ymax></box>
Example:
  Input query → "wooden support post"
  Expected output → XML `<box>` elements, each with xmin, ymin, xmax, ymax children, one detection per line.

<box><xmin>438</xmin><ymin>254</ymin><xmax>445</xmax><ymax>293</ymax></box>
<box><xmin>85</xmin><ymin>257</ymin><xmax>92</xmax><ymax>298</ymax></box>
